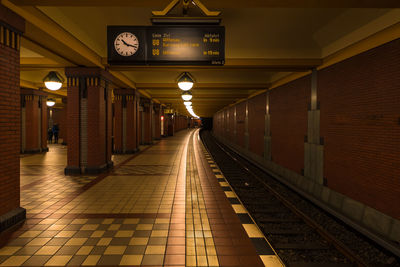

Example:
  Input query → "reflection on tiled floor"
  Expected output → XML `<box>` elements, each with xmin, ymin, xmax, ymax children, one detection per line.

<box><xmin>186</xmin><ymin>139</ymin><xmax>218</xmax><ymax>267</ymax></box>
<box><xmin>0</xmin><ymin>131</ymin><xmax>276</xmax><ymax>266</ymax></box>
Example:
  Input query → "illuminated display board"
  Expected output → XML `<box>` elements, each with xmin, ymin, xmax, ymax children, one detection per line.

<box><xmin>108</xmin><ymin>26</ymin><xmax>225</xmax><ymax>65</ymax></box>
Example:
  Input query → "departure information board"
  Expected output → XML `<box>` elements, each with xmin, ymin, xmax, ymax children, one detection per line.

<box><xmin>108</xmin><ymin>26</ymin><xmax>225</xmax><ymax>65</ymax></box>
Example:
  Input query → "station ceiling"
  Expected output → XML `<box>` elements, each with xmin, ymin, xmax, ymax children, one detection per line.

<box><xmin>5</xmin><ymin>0</ymin><xmax>400</xmax><ymax>117</ymax></box>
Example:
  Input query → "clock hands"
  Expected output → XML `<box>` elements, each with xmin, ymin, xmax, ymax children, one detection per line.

<box><xmin>121</xmin><ymin>39</ymin><xmax>138</xmax><ymax>48</ymax></box>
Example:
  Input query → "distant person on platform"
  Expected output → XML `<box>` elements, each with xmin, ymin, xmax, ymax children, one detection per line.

<box><xmin>47</xmin><ymin>128</ymin><xmax>53</xmax><ymax>144</ymax></box>
<box><xmin>53</xmin><ymin>124</ymin><xmax>59</xmax><ymax>144</ymax></box>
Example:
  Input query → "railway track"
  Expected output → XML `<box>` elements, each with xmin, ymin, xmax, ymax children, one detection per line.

<box><xmin>200</xmin><ymin>130</ymin><xmax>400</xmax><ymax>267</ymax></box>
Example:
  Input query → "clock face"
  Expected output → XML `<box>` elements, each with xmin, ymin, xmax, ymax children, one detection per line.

<box><xmin>114</xmin><ymin>32</ymin><xmax>139</xmax><ymax>56</ymax></box>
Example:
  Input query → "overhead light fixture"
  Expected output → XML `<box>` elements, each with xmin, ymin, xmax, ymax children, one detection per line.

<box><xmin>184</xmin><ymin>101</ymin><xmax>192</xmax><ymax>106</ymax></box>
<box><xmin>46</xmin><ymin>98</ymin><xmax>56</xmax><ymax>107</ymax></box>
<box><xmin>177</xmin><ymin>72</ymin><xmax>194</xmax><ymax>91</ymax></box>
<box><xmin>43</xmin><ymin>71</ymin><xmax>64</xmax><ymax>91</ymax></box>
<box><xmin>181</xmin><ymin>91</ymin><xmax>193</xmax><ymax>101</ymax></box>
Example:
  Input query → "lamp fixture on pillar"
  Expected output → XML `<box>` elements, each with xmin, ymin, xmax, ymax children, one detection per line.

<box><xmin>46</xmin><ymin>98</ymin><xmax>56</xmax><ymax>107</ymax></box>
<box><xmin>43</xmin><ymin>71</ymin><xmax>64</xmax><ymax>90</ymax></box>
<box><xmin>181</xmin><ymin>91</ymin><xmax>192</xmax><ymax>101</ymax></box>
<box><xmin>177</xmin><ymin>72</ymin><xmax>194</xmax><ymax>91</ymax></box>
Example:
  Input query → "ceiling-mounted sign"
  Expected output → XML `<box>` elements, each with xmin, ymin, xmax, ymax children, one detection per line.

<box><xmin>108</xmin><ymin>26</ymin><xmax>225</xmax><ymax>65</ymax></box>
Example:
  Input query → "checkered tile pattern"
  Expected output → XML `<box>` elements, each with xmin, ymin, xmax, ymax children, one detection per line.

<box><xmin>0</xmin><ymin>130</ymin><xmax>282</xmax><ymax>266</ymax></box>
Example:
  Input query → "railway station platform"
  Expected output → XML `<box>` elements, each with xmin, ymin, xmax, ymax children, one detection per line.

<box><xmin>0</xmin><ymin>129</ymin><xmax>282</xmax><ymax>267</ymax></box>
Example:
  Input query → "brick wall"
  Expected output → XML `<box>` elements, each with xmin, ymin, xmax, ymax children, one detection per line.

<box><xmin>248</xmin><ymin>93</ymin><xmax>266</xmax><ymax>157</ymax></box>
<box><xmin>0</xmin><ymin>36</ymin><xmax>20</xmax><ymax>215</ymax></box>
<box><xmin>319</xmin><ymin>38</ymin><xmax>400</xmax><ymax>220</ymax></box>
<box><xmin>87</xmin><ymin>83</ymin><xmax>105</xmax><ymax>167</ymax></box>
<box><xmin>66</xmin><ymin>79</ymin><xmax>80</xmax><ymax>167</ymax></box>
<box><xmin>235</xmin><ymin>101</ymin><xmax>246</xmax><ymax>148</ymax></box>
<box><xmin>113</xmin><ymin>96</ymin><xmax>123</xmax><ymax>152</ymax></box>
<box><xmin>24</xmin><ymin>96</ymin><xmax>39</xmax><ymax>150</ymax></box>
<box><xmin>270</xmin><ymin>76</ymin><xmax>310</xmax><ymax>174</ymax></box>
<box><xmin>126</xmin><ymin>96</ymin><xmax>137</xmax><ymax>149</ymax></box>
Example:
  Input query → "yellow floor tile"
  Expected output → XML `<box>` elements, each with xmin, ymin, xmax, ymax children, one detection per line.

<box><xmin>97</xmin><ymin>238</ymin><xmax>112</xmax><ymax>246</ymax></box>
<box><xmin>197</xmin><ymin>255</ymin><xmax>208</xmax><ymax>266</ymax></box>
<box><xmin>197</xmin><ymin>246</ymin><xmax>206</xmax><ymax>256</ymax></box>
<box><xmin>71</xmin><ymin>219</ymin><xmax>88</xmax><ymax>224</ymax></box>
<box><xmin>136</xmin><ymin>224</ymin><xmax>153</xmax><ymax>230</ymax></box>
<box><xmin>46</xmin><ymin>224</ymin><xmax>66</xmax><ymax>231</ymax></box>
<box><xmin>108</xmin><ymin>224</ymin><xmax>121</xmax><ymax>230</ymax></box>
<box><xmin>90</xmin><ymin>230</ymin><xmax>105</xmax><ymax>238</ymax></box>
<box><xmin>145</xmin><ymin>245</ymin><xmax>165</xmax><ymax>255</ymax></box>
<box><xmin>186</xmin><ymin>256</ymin><xmax>197</xmax><ymax>267</ymax></box>
<box><xmin>208</xmin><ymin>255</ymin><xmax>219</xmax><ymax>266</ymax></box>
<box><xmin>123</xmin><ymin>218</ymin><xmax>139</xmax><ymax>224</ymax></box>
<box><xmin>45</xmin><ymin>255</ymin><xmax>72</xmax><ymax>266</ymax></box>
<box><xmin>104</xmin><ymin>246</ymin><xmax>127</xmax><ymax>255</ymax></box>
<box><xmin>55</xmin><ymin>231</ymin><xmax>76</xmax><ymax>238</ymax></box>
<box><xmin>26</xmin><ymin>238</ymin><xmax>51</xmax><ymax>246</ymax></box>
<box><xmin>115</xmin><ymin>230</ymin><xmax>134</xmax><ymax>237</ymax></box>
<box><xmin>186</xmin><ymin>246</ymin><xmax>196</xmax><ymax>256</ymax></box>
<box><xmin>19</xmin><ymin>231</ymin><xmax>42</xmax><ymax>238</ymax></box>
<box><xmin>101</xmin><ymin>219</ymin><xmax>114</xmax><ymax>224</ymax></box>
<box><xmin>76</xmin><ymin>246</ymin><xmax>94</xmax><ymax>255</ymax></box>
<box><xmin>260</xmin><ymin>255</ymin><xmax>284</xmax><ymax>267</ymax></box>
<box><xmin>225</xmin><ymin>191</ymin><xmax>236</xmax><ymax>198</ymax></box>
<box><xmin>150</xmin><ymin>230</ymin><xmax>168</xmax><ymax>237</ymax></box>
<box><xmin>129</xmin><ymin>237</ymin><xmax>148</xmax><ymax>245</ymax></box>
<box><xmin>65</xmin><ymin>238</ymin><xmax>88</xmax><ymax>246</ymax></box>
<box><xmin>155</xmin><ymin>218</ymin><xmax>170</xmax><ymax>224</ymax></box>
<box><xmin>120</xmin><ymin>255</ymin><xmax>143</xmax><ymax>266</ymax></box>
<box><xmin>205</xmin><ymin>238</ymin><xmax>214</xmax><ymax>246</ymax></box>
<box><xmin>206</xmin><ymin>246</ymin><xmax>217</xmax><ymax>255</ymax></box>
<box><xmin>35</xmin><ymin>246</ymin><xmax>61</xmax><ymax>255</ymax></box>
<box><xmin>242</xmin><ymin>224</ymin><xmax>264</xmax><ymax>238</ymax></box>
<box><xmin>232</xmin><ymin>204</ymin><xmax>247</xmax><ymax>213</ymax></box>
<box><xmin>81</xmin><ymin>255</ymin><xmax>101</xmax><ymax>266</ymax></box>
<box><xmin>0</xmin><ymin>256</ymin><xmax>29</xmax><ymax>266</ymax></box>
<box><xmin>80</xmin><ymin>224</ymin><xmax>99</xmax><ymax>231</ymax></box>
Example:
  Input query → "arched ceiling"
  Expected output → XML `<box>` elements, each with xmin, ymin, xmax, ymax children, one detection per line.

<box><xmin>6</xmin><ymin>0</ymin><xmax>400</xmax><ymax>116</ymax></box>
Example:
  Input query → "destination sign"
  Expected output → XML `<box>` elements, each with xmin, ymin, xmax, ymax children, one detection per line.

<box><xmin>107</xmin><ymin>26</ymin><xmax>225</xmax><ymax>65</ymax></box>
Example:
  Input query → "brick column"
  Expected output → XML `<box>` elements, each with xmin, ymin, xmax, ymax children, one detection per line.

<box><xmin>141</xmin><ymin>98</ymin><xmax>153</xmax><ymax>145</ymax></box>
<box><xmin>20</xmin><ymin>88</ymin><xmax>48</xmax><ymax>153</ymax></box>
<box><xmin>64</xmin><ymin>68</ymin><xmax>113</xmax><ymax>175</ymax></box>
<box><xmin>113</xmin><ymin>89</ymin><xmax>138</xmax><ymax>153</ymax></box>
<box><xmin>166</xmin><ymin>113</ymin><xmax>174</xmax><ymax>136</ymax></box>
<box><xmin>60</xmin><ymin>97</ymin><xmax>68</xmax><ymax>145</ymax></box>
<box><xmin>153</xmin><ymin>103</ymin><xmax>161</xmax><ymax>140</ymax></box>
<box><xmin>0</xmin><ymin>5</ymin><xmax>26</xmax><ymax>232</ymax></box>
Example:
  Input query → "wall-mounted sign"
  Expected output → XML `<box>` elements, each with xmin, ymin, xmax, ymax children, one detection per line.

<box><xmin>164</xmin><ymin>108</ymin><xmax>174</xmax><ymax>114</ymax></box>
<box><xmin>108</xmin><ymin>26</ymin><xmax>225</xmax><ymax>65</ymax></box>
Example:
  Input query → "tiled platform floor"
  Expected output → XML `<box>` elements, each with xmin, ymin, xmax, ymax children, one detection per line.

<box><xmin>0</xmin><ymin>130</ymin><xmax>282</xmax><ymax>266</ymax></box>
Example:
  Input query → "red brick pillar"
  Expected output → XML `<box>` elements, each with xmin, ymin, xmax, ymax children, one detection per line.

<box><xmin>141</xmin><ymin>98</ymin><xmax>153</xmax><ymax>145</ymax></box>
<box><xmin>64</xmin><ymin>68</ymin><xmax>113</xmax><ymax>174</ymax></box>
<box><xmin>59</xmin><ymin>97</ymin><xmax>67</xmax><ymax>145</ymax></box>
<box><xmin>20</xmin><ymin>89</ymin><xmax>48</xmax><ymax>153</ymax></box>
<box><xmin>0</xmin><ymin>5</ymin><xmax>26</xmax><ymax>232</ymax></box>
<box><xmin>154</xmin><ymin>103</ymin><xmax>161</xmax><ymax>140</ymax></box>
<box><xmin>167</xmin><ymin>113</ymin><xmax>175</xmax><ymax>136</ymax></box>
<box><xmin>113</xmin><ymin>89</ymin><xmax>138</xmax><ymax>153</ymax></box>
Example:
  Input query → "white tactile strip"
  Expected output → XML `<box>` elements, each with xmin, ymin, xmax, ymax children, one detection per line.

<box><xmin>199</xmin><ymin>145</ymin><xmax>285</xmax><ymax>267</ymax></box>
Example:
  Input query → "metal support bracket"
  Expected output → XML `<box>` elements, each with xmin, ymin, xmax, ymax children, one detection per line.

<box><xmin>152</xmin><ymin>0</ymin><xmax>221</xmax><ymax>17</ymax></box>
